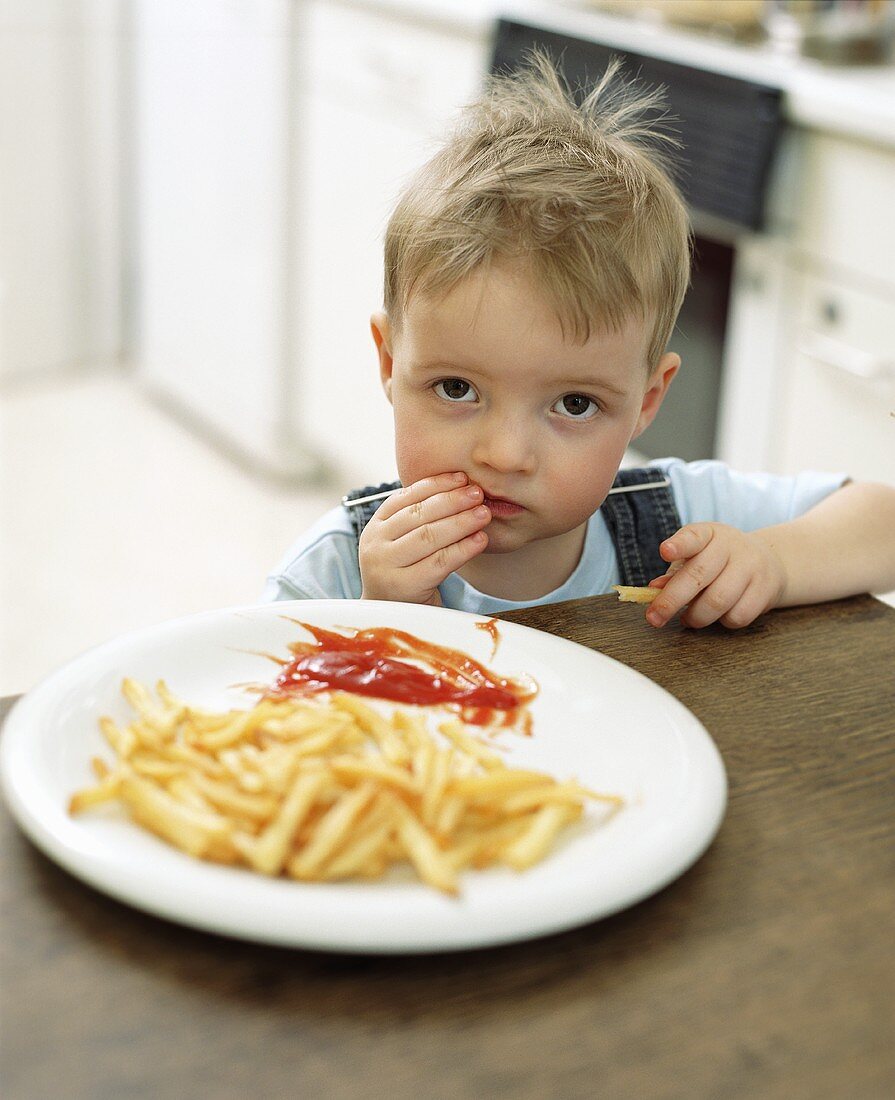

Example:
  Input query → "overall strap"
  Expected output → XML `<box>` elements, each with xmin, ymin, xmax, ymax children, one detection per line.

<box><xmin>342</xmin><ymin>480</ymin><xmax>402</xmax><ymax>542</ymax></box>
<box><xmin>601</xmin><ymin>467</ymin><xmax>682</xmax><ymax>587</ymax></box>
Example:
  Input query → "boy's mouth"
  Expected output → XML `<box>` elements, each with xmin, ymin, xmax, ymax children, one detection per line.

<box><xmin>482</xmin><ymin>495</ymin><xmax>524</xmax><ymax>518</ymax></box>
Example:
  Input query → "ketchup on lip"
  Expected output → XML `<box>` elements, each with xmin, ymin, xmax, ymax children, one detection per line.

<box><xmin>267</xmin><ymin>621</ymin><xmax>536</xmax><ymax>727</ymax></box>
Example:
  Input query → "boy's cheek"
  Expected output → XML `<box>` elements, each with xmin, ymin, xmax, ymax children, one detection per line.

<box><xmin>394</xmin><ymin>428</ymin><xmax>462</xmax><ymax>488</ymax></box>
<box><xmin>546</xmin><ymin>467</ymin><xmax>616</xmax><ymax>521</ymax></box>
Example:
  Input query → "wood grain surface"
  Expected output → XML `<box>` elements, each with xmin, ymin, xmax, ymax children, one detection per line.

<box><xmin>1</xmin><ymin>594</ymin><xmax>893</xmax><ymax>1100</ymax></box>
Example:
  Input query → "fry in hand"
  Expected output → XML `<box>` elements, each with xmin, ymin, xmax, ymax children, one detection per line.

<box><xmin>612</xmin><ymin>584</ymin><xmax>661</xmax><ymax>604</ymax></box>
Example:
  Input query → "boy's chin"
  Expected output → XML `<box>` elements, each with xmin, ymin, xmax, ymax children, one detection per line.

<box><xmin>479</xmin><ymin>518</ymin><xmax>589</xmax><ymax>558</ymax></box>
<box><xmin>478</xmin><ymin>526</ymin><xmax>532</xmax><ymax>555</ymax></box>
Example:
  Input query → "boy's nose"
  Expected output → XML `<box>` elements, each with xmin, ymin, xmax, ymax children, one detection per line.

<box><xmin>470</xmin><ymin>418</ymin><xmax>536</xmax><ymax>475</ymax></box>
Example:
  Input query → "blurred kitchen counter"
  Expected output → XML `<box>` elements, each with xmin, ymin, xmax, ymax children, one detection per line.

<box><xmin>339</xmin><ymin>0</ymin><xmax>895</xmax><ymax>150</ymax></box>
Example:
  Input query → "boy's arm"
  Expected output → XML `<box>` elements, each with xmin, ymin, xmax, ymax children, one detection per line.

<box><xmin>753</xmin><ymin>480</ymin><xmax>895</xmax><ymax>606</ymax></box>
<box><xmin>646</xmin><ymin>481</ymin><xmax>895</xmax><ymax>629</ymax></box>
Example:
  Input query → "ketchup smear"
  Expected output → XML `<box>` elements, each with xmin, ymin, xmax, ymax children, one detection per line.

<box><xmin>267</xmin><ymin>621</ymin><xmax>536</xmax><ymax>728</ymax></box>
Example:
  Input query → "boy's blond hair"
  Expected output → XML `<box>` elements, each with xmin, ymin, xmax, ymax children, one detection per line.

<box><xmin>383</xmin><ymin>51</ymin><xmax>692</xmax><ymax>373</ymax></box>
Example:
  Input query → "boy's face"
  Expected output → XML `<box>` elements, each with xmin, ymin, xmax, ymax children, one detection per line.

<box><xmin>371</xmin><ymin>260</ymin><xmax>678</xmax><ymax>590</ymax></box>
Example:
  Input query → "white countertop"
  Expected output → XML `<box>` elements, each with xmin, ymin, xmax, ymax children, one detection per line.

<box><xmin>340</xmin><ymin>0</ymin><xmax>895</xmax><ymax>150</ymax></box>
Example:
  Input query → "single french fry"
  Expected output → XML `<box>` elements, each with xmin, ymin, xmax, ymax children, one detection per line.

<box><xmin>501</xmin><ymin>804</ymin><xmax>573</xmax><ymax>871</ymax></box>
<box><xmin>501</xmin><ymin>782</ymin><xmax>622</xmax><ymax>815</ymax></box>
<box><xmin>612</xmin><ymin>584</ymin><xmax>660</xmax><ymax>605</ymax></box>
<box><xmin>180</xmin><ymin>707</ymin><xmax>233</xmax><ymax>732</ymax></box>
<box><xmin>99</xmin><ymin>715</ymin><xmax>137</xmax><ymax>758</ymax></box>
<box><xmin>155</xmin><ymin>679</ymin><xmax>186</xmax><ymax>716</ymax></box>
<box><xmin>130</xmin><ymin>755</ymin><xmax>184</xmax><ymax>781</ymax></box>
<box><xmin>266</xmin><ymin>730</ymin><xmax>349</xmax><ymax>774</ymax></box>
<box><xmin>450</xmin><ymin>769</ymin><xmax>554</xmax><ymax>799</ymax></box>
<box><xmin>167</xmin><ymin>775</ymin><xmax>216</xmax><ymax>812</ymax></box>
<box><xmin>185</xmin><ymin>772</ymin><xmax>280</xmax><ymax>824</ymax></box>
<box><xmin>122</xmin><ymin>678</ymin><xmax>174</xmax><ymax>736</ymax></box>
<box><xmin>262</xmin><ymin>706</ymin><xmax>352</xmax><ymax>741</ymax></box>
<box><xmin>204</xmin><ymin>835</ymin><xmax>241</xmax><ymax>865</ymax></box>
<box><xmin>91</xmin><ymin>756</ymin><xmax>112</xmax><ymax>780</ymax></box>
<box><xmin>390</xmin><ymin>799</ymin><xmax>458</xmax><ymax>895</ymax></box>
<box><xmin>445</xmin><ymin>818</ymin><xmax>529</xmax><ymax>871</ymax></box>
<box><xmin>161</xmin><ymin>742</ymin><xmax>228</xmax><ymax>779</ymax></box>
<box><xmin>68</xmin><ymin>773</ymin><xmax>122</xmax><ymax>814</ymax></box>
<box><xmin>434</xmin><ymin>793</ymin><xmax>465</xmax><ymax>838</ymax></box>
<box><xmin>390</xmin><ymin>708</ymin><xmax>427</xmax><ymax>751</ymax></box>
<box><xmin>192</xmin><ymin>707</ymin><xmax>269</xmax><ymax>751</ymax></box>
<box><xmin>331</xmin><ymin>694</ymin><xmax>410</xmax><ymax>764</ymax></box>
<box><xmin>438</xmin><ymin>720</ymin><xmax>504</xmax><ymax>771</ymax></box>
<box><xmin>421</xmin><ymin>747</ymin><xmax>453</xmax><ymax>828</ymax></box>
<box><xmin>411</xmin><ymin>738</ymin><xmax>436</xmax><ymax>790</ymax></box>
<box><xmin>329</xmin><ymin>755</ymin><xmax>418</xmax><ymax>795</ymax></box>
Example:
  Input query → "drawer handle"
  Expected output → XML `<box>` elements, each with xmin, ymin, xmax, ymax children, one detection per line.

<box><xmin>798</xmin><ymin>333</ymin><xmax>894</xmax><ymax>382</ymax></box>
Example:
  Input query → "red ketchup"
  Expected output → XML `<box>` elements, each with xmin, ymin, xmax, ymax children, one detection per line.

<box><xmin>268</xmin><ymin>622</ymin><xmax>536</xmax><ymax>728</ymax></box>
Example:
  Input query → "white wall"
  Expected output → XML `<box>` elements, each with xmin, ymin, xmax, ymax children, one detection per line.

<box><xmin>0</xmin><ymin>0</ymin><xmax>123</xmax><ymax>381</ymax></box>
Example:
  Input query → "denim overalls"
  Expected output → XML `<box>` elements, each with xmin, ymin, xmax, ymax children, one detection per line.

<box><xmin>342</xmin><ymin>466</ymin><xmax>681</xmax><ymax>589</ymax></box>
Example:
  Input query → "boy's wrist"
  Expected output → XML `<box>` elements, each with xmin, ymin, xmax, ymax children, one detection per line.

<box><xmin>750</xmin><ymin>526</ymin><xmax>793</xmax><ymax>609</ymax></box>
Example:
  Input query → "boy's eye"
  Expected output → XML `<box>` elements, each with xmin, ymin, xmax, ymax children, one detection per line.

<box><xmin>434</xmin><ymin>379</ymin><xmax>477</xmax><ymax>402</ymax></box>
<box><xmin>553</xmin><ymin>393</ymin><xmax>599</xmax><ymax>420</ymax></box>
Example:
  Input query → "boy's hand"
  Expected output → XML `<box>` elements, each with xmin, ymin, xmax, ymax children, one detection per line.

<box><xmin>359</xmin><ymin>473</ymin><xmax>491</xmax><ymax>606</ymax></box>
<box><xmin>644</xmin><ymin>523</ymin><xmax>787</xmax><ymax>630</ymax></box>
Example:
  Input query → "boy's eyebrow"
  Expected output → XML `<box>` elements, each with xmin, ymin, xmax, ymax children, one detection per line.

<box><xmin>557</xmin><ymin>375</ymin><xmax>630</xmax><ymax>398</ymax></box>
<box><xmin>409</xmin><ymin>359</ymin><xmax>470</xmax><ymax>373</ymax></box>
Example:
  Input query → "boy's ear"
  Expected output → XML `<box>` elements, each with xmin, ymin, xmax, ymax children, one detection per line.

<box><xmin>632</xmin><ymin>352</ymin><xmax>680</xmax><ymax>439</ymax></box>
<box><xmin>370</xmin><ymin>312</ymin><xmax>394</xmax><ymax>403</ymax></box>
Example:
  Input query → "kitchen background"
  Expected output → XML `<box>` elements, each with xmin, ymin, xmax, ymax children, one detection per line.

<box><xmin>2</xmin><ymin>0</ymin><xmax>894</xmax><ymax>696</ymax></box>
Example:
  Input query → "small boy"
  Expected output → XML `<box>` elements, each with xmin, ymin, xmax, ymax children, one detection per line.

<box><xmin>264</xmin><ymin>54</ymin><xmax>895</xmax><ymax>629</ymax></box>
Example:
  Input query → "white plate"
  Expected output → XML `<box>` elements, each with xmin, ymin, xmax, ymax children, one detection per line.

<box><xmin>1</xmin><ymin>600</ymin><xmax>726</xmax><ymax>953</ymax></box>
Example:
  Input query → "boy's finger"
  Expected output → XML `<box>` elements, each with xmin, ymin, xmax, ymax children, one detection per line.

<box><xmin>373</xmin><ymin>473</ymin><xmax>468</xmax><ymax>521</ymax></box>
<box><xmin>646</xmin><ymin>546</ymin><xmax>729</xmax><ymax>626</ymax></box>
<box><xmin>718</xmin><ymin>581</ymin><xmax>769</xmax><ymax>630</ymax></box>
<box><xmin>414</xmin><ymin>529</ymin><xmax>489</xmax><ymax>585</ymax></box>
<box><xmin>660</xmin><ymin>524</ymin><xmax>715</xmax><ymax>563</ymax></box>
<box><xmin>391</xmin><ymin>505</ymin><xmax>492</xmax><ymax>567</ymax></box>
<box><xmin>680</xmin><ymin>573</ymin><xmax>750</xmax><ymax>629</ymax></box>
<box><xmin>381</xmin><ymin>483</ymin><xmax>484</xmax><ymax>540</ymax></box>
<box><xmin>647</xmin><ymin>560</ymin><xmax>685</xmax><ymax>589</ymax></box>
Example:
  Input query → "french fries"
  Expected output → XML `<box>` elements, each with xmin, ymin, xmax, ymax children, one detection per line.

<box><xmin>69</xmin><ymin>678</ymin><xmax>622</xmax><ymax>894</ymax></box>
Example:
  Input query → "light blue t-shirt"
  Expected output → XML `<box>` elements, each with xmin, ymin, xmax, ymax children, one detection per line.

<box><xmin>262</xmin><ymin>458</ymin><xmax>847</xmax><ymax>614</ymax></box>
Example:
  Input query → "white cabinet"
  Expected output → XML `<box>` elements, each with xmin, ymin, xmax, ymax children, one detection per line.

<box><xmin>775</xmin><ymin>131</ymin><xmax>895</xmax><ymax>486</ymax></box>
<box><xmin>779</xmin><ymin>272</ymin><xmax>895</xmax><ymax>483</ymax></box>
<box><xmin>792</xmin><ymin>131</ymin><xmax>895</xmax><ymax>290</ymax></box>
<box><xmin>291</xmin><ymin>1</ymin><xmax>489</xmax><ymax>486</ymax></box>
<box><xmin>718</xmin><ymin>128</ymin><xmax>895</xmax><ymax>487</ymax></box>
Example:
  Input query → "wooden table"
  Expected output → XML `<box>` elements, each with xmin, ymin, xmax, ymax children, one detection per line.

<box><xmin>2</xmin><ymin>594</ymin><xmax>894</xmax><ymax>1099</ymax></box>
